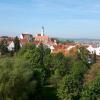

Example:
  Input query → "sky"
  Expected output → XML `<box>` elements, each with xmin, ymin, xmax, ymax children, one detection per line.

<box><xmin>0</xmin><ymin>0</ymin><xmax>100</xmax><ymax>39</ymax></box>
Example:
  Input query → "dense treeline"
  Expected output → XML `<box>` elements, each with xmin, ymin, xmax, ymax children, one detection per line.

<box><xmin>0</xmin><ymin>43</ymin><xmax>100</xmax><ymax>100</ymax></box>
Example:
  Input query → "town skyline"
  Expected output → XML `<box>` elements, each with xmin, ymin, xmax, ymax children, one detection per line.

<box><xmin>0</xmin><ymin>0</ymin><xmax>100</xmax><ymax>39</ymax></box>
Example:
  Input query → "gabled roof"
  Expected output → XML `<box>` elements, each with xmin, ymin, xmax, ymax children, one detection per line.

<box><xmin>22</xmin><ymin>34</ymin><xmax>33</xmax><ymax>37</ymax></box>
<box><xmin>20</xmin><ymin>38</ymin><xmax>29</xmax><ymax>45</ymax></box>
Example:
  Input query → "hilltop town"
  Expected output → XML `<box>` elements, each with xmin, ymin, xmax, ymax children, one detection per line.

<box><xmin>0</xmin><ymin>28</ymin><xmax>100</xmax><ymax>58</ymax></box>
<box><xmin>0</xmin><ymin>28</ymin><xmax>100</xmax><ymax>100</ymax></box>
<box><xmin>0</xmin><ymin>0</ymin><xmax>100</xmax><ymax>99</ymax></box>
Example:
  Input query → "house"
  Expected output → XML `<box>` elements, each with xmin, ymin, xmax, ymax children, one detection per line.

<box><xmin>0</xmin><ymin>36</ymin><xmax>13</xmax><ymax>42</ymax></box>
<box><xmin>49</xmin><ymin>45</ymin><xmax>55</xmax><ymax>53</ymax></box>
<box><xmin>96</xmin><ymin>47</ymin><xmax>100</xmax><ymax>56</ymax></box>
<box><xmin>8</xmin><ymin>40</ymin><xmax>22</xmax><ymax>51</ymax></box>
<box><xmin>8</xmin><ymin>41</ymin><xmax>14</xmax><ymax>51</ymax></box>
<box><xmin>87</xmin><ymin>45</ymin><xmax>96</xmax><ymax>54</ymax></box>
<box><xmin>0</xmin><ymin>36</ymin><xmax>8</xmax><ymax>42</ymax></box>
<box><xmin>20</xmin><ymin>33</ymin><xmax>33</xmax><ymax>42</ymax></box>
<box><xmin>50</xmin><ymin>44</ymin><xmax>67</xmax><ymax>56</ymax></box>
<box><xmin>87</xmin><ymin>45</ymin><xmax>100</xmax><ymax>56</ymax></box>
<box><xmin>67</xmin><ymin>45</ymin><xmax>79</xmax><ymax>56</ymax></box>
<box><xmin>20</xmin><ymin>38</ymin><xmax>29</xmax><ymax>46</ymax></box>
<box><xmin>49</xmin><ymin>43</ymin><xmax>80</xmax><ymax>56</ymax></box>
<box><xmin>34</xmin><ymin>33</ymin><xmax>49</xmax><ymax>42</ymax></box>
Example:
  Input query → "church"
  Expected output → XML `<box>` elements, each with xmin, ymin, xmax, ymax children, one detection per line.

<box><xmin>34</xmin><ymin>27</ymin><xmax>49</xmax><ymax>42</ymax></box>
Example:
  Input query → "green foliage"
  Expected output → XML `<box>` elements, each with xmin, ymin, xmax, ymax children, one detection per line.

<box><xmin>57</xmin><ymin>75</ymin><xmax>81</xmax><ymax>100</ymax></box>
<box><xmin>56</xmin><ymin>38</ymin><xmax>74</xmax><ymax>44</ymax></box>
<box><xmin>81</xmin><ymin>75</ymin><xmax>100</xmax><ymax>100</ymax></box>
<box><xmin>14</xmin><ymin>36</ymin><xmax>20</xmax><ymax>52</ymax></box>
<box><xmin>52</xmin><ymin>53</ymin><xmax>72</xmax><ymax>76</ymax></box>
<box><xmin>57</xmin><ymin>60</ymin><xmax>88</xmax><ymax>100</ymax></box>
<box><xmin>0</xmin><ymin>58</ymin><xmax>37</xmax><ymax>100</ymax></box>
<box><xmin>49</xmin><ymin>53</ymin><xmax>72</xmax><ymax>87</ymax></box>
<box><xmin>57</xmin><ymin>53</ymin><xmax>99</xmax><ymax>100</ymax></box>
<box><xmin>0</xmin><ymin>42</ymin><xmax>97</xmax><ymax>100</ymax></box>
<box><xmin>71</xmin><ymin>60</ymin><xmax>88</xmax><ymax>80</ymax></box>
<box><xmin>19</xmin><ymin>43</ymin><xmax>53</xmax><ymax>87</ymax></box>
<box><xmin>77</xmin><ymin>47</ymin><xmax>90</xmax><ymax>65</ymax></box>
<box><xmin>21</xmin><ymin>44</ymin><xmax>44</xmax><ymax>68</ymax></box>
<box><xmin>0</xmin><ymin>39</ymin><xmax>8</xmax><ymax>55</ymax></box>
<box><xmin>18</xmin><ymin>43</ymin><xmax>36</xmax><ymax>56</ymax></box>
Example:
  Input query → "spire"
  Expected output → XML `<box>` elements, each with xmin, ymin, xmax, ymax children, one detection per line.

<box><xmin>41</xmin><ymin>26</ymin><xmax>44</xmax><ymax>36</ymax></box>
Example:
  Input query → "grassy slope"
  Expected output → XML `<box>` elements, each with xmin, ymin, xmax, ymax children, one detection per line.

<box><xmin>84</xmin><ymin>61</ymin><xmax>100</xmax><ymax>85</ymax></box>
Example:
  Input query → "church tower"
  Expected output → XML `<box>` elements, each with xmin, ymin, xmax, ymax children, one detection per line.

<box><xmin>41</xmin><ymin>26</ymin><xmax>44</xmax><ymax>36</ymax></box>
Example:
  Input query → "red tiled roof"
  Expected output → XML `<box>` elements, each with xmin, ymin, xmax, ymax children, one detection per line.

<box><xmin>53</xmin><ymin>44</ymin><xmax>66</xmax><ymax>51</ymax></box>
<box><xmin>32</xmin><ymin>41</ymin><xmax>41</xmax><ymax>45</ymax></box>
<box><xmin>63</xmin><ymin>42</ymin><xmax>76</xmax><ymax>46</ymax></box>
<box><xmin>20</xmin><ymin>39</ymin><xmax>29</xmax><ymax>45</ymax></box>
<box><xmin>35</xmin><ymin>35</ymin><xmax>49</xmax><ymax>39</ymax></box>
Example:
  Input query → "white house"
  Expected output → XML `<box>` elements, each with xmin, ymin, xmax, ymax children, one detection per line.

<box><xmin>96</xmin><ymin>47</ymin><xmax>100</xmax><ymax>56</ymax></box>
<box><xmin>8</xmin><ymin>41</ymin><xmax>22</xmax><ymax>51</ymax></box>
<box><xmin>87</xmin><ymin>45</ymin><xmax>96</xmax><ymax>54</ymax></box>
<box><xmin>8</xmin><ymin>41</ymin><xmax>14</xmax><ymax>51</ymax></box>
<box><xmin>87</xmin><ymin>45</ymin><xmax>100</xmax><ymax>56</ymax></box>
<box><xmin>49</xmin><ymin>45</ymin><xmax>55</xmax><ymax>53</ymax></box>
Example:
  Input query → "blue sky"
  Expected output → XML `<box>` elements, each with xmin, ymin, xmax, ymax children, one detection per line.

<box><xmin>0</xmin><ymin>0</ymin><xmax>100</xmax><ymax>38</ymax></box>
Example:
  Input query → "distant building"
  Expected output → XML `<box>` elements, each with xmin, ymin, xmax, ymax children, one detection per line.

<box><xmin>34</xmin><ymin>27</ymin><xmax>50</xmax><ymax>42</ymax></box>
<box><xmin>8</xmin><ymin>41</ymin><xmax>14</xmax><ymax>51</ymax></box>
<box><xmin>87</xmin><ymin>45</ymin><xmax>100</xmax><ymax>56</ymax></box>
<box><xmin>7</xmin><ymin>40</ymin><xmax>22</xmax><ymax>51</ymax></box>
<box><xmin>49</xmin><ymin>43</ymin><xmax>79</xmax><ymax>56</ymax></box>
<box><xmin>20</xmin><ymin>33</ymin><xmax>33</xmax><ymax>42</ymax></box>
<box><xmin>20</xmin><ymin>38</ymin><xmax>29</xmax><ymax>46</ymax></box>
<box><xmin>34</xmin><ymin>33</ymin><xmax>49</xmax><ymax>42</ymax></box>
<box><xmin>0</xmin><ymin>36</ymin><xmax>13</xmax><ymax>42</ymax></box>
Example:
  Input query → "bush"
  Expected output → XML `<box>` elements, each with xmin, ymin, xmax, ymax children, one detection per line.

<box><xmin>0</xmin><ymin>58</ymin><xmax>37</xmax><ymax>100</ymax></box>
<box><xmin>81</xmin><ymin>75</ymin><xmax>100</xmax><ymax>100</ymax></box>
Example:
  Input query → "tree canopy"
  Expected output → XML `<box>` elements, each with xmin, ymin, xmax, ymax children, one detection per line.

<box><xmin>0</xmin><ymin>43</ymin><xmax>99</xmax><ymax>100</ymax></box>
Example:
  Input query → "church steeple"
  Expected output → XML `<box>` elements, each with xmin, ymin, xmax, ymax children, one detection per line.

<box><xmin>41</xmin><ymin>26</ymin><xmax>44</xmax><ymax>36</ymax></box>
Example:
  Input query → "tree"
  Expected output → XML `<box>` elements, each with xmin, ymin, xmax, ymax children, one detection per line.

<box><xmin>0</xmin><ymin>58</ymin><xmax>37</xmax><ymax>100</ymax></box>
<box><xmin>57</xmin><ymin>60</ymin><xmax>88</xmax><ymax>100</ymax></box>
<box><xmin>52</xmin><ymin>53</ymin><xmax>66</xmax><ymax>75</ymax></box>
<box><xmin>18</xmin><ymin>43</ymin><xmax>36</xmax><ymax>56</ymax></box>
<box><xmin>77</xmin><ymin>47</ymin><xmax>90</xmax><ymax>65</ymax></box>
<box><xmin>14</xmin><ymin>36</ymin><xmax>20</xmax><ymax>52</ymax></box>
<box><xmin>0</xmin><ymin>39</ymin><xmax>8</xmax><ymax>55</ymax></box>
<box><xmin>19</xmin><ymin>43</ymin><xmax>48</xmax><ymax>85</ymax></box>
<box><xmin>81</xmin><ymin>75</ymin><xmax>100</xmax><ymax>100</ymax></box>
<box><xmin>70</xmin><ymin>60</ymin><xmax>88</xmax><ymax>80</ymax></box>
<box><xmin>49</xmin><ymin>53</ymin><xmax>72</xmax><ymax>87</ymax></box>
<box><xmin>57</xmin><ymin>75</ymin><xmax>81</xmax><ymax>100</ymax></box>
